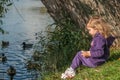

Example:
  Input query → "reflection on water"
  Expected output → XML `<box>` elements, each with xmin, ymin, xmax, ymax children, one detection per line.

<box><xmin>0</xmin><ymin>0</ymin><xmax>54</xmax><ymax>79</ymax></box>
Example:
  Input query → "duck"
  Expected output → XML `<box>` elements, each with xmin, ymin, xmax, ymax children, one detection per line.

<box><xmin>0</xmin><ymin>53</ymin><xmax>7</xmax><ymax>62</ymax></box>
<box><xmin>22</xmin><ymin>42</ymin><xmax>33</xmax><ymax>50</ymax></box>
<box><xmin>26</xmin><ymin>60</ymin><xmax>41</xmax><ymax>70</ymax></box>
<box><xmin>1</xmin><ymin>41</ymin><xmax>9</xmax><ymax>48</ymax></box>
<box><xmin>7</xmin><ymin>66</ymin><xmax>16</xmax><ymax>78</ymax></box>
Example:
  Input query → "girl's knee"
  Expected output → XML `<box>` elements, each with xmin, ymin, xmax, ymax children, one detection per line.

<box><xmin>76</xmin><ymin>51</ymin><xmax>82</xmax><ymax>57</ymax></box>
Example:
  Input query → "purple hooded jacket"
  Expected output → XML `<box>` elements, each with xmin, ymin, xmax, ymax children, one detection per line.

<box><xmin>89</xmin><ymin>33</ymin><xmax>115</xmax><ymax>66</ymax></box>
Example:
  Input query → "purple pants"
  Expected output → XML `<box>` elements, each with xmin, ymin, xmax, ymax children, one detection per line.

<box><xmin>70</xmin><ymin>51</ymin><xmax>96</xmax><ymax>70</ymax></box>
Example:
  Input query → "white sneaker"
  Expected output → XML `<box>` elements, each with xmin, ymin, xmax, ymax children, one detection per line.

<box><xmin>61</xmin><ymin>67</ymin><xmax>75</xmax><ymax>79</ymax></box>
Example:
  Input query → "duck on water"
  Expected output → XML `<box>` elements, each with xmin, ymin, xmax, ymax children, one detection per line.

<box><xmin>22</xmin><ymin>42</ymin><xmax>33</xmax><ymax>50</ymax></box>
<box><xmin>0</xmin><ymin>53</ymin><xmax>7</xmax><ymax>62</ymax></box>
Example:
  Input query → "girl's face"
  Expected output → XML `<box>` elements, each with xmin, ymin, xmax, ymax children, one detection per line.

<box><xmin>87</xmin><ymin>27</ymin><xmax>98</xmax><ymax>37</ymax></box>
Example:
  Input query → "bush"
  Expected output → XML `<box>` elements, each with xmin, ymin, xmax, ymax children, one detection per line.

<box><xmin>35</xmin><ymin>18</ymin><xmax>92</xmax><ymax>73</ymax></box>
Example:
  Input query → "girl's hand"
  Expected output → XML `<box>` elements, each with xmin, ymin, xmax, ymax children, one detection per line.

<box><xmin>81</xmin><ymin>51</ymin><xmax>91</xmax><ymax>58</ymax></box>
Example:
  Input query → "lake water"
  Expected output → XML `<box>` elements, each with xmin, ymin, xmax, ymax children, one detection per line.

<box><xmin>0</xmin><ymin>0</ymin><xmax>54</xmax><ymax>79</ymax></box>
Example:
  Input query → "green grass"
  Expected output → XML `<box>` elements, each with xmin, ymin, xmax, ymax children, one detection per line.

<box><xmin>39</xmin><ymin>49</ymin><xmax>120</xmax><ymax>80</ymax></box>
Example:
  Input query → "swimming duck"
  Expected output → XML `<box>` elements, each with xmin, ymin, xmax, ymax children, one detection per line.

<box><xmin>7</xmin><ymin>66</ymin><xmax>16</xmax><ymax>79</ymax></box>
<box><xmin>22</xmin><ymin>42</ymin><xmax>33</xmax><ymax>50</ymax></box>
<box><xmin>26</xmin><ymin>61</ymin><xmax>41</xmax><ymax>70</ymax></box>
<box><xmin>0</xmin><ymin>53</ymin><xmax>7</xmax><ymax>62</ymax></box>
<box><xmin>1</xmin><ymin>41</ymin><xmax>9</xmax><ymax>48</ymax></box>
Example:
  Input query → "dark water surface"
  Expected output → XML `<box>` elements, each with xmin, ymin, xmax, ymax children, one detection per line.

<box><xmin>0</xmin><ymin>0</ymin><xmax>53</xmax><ymax>79</ymax></box>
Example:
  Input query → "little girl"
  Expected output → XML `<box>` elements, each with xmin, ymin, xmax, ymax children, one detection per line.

<box><xmin>61</xmin><ymin>16</ymin><xmax>115</xmax><ymax>79</ymax></box>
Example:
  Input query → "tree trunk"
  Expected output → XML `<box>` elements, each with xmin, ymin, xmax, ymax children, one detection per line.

<box><xmin>41</xmin><ymin>0</ymin><xmax>120</xmax><ymax>47</ymax></box>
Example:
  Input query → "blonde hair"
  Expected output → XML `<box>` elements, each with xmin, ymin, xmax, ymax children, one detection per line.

<box><xmin>87</xmin><ymin>16</ymin><xmax>111</xmax><ymax>38</ymax></box>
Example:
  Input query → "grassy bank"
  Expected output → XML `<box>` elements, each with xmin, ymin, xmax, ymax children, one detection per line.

<box><xmin>39</xmin><ymin>49</ymin><xmax>120</xmax><ymax>80</ymax></box>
